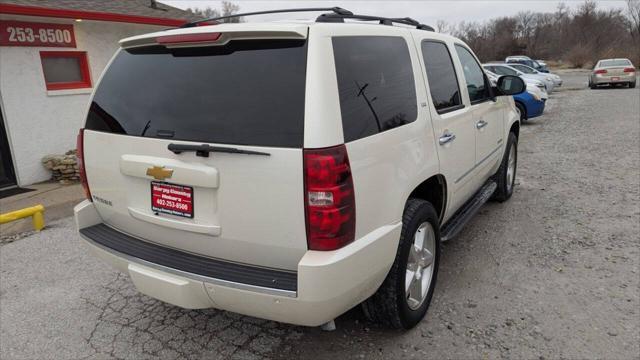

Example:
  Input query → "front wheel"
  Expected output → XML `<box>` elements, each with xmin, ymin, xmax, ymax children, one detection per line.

<box><xmin>492</xmin><ymin>132</ymin><xmax>518</xmax><ymax>202</ymax></box>
<box><xmin>362</xmin><ymin>199</ymin><xmax>440</xmax><ymax>329</ymax></box>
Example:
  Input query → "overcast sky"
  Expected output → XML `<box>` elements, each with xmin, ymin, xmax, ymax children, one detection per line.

<box><xmin>163</xmin><ymin>0</ymin><xmax>630</xmax><ymax>25</ymax></box>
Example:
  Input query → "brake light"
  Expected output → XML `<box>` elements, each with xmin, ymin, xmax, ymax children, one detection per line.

<box><xmin>76</xmin><ymin>128</ymin><xmax>92</xmax><ymax>201</ymax></box>
<box><xmin>624</xmin><ymin>67</ymin><xmax>636</xmax><ymax>73</ymax></box>
<box><xmin>156</xmin><ymin>32</ymin><xmax>221</xmax><ymax>45</ymax></box>
<box><xmin>594</xmin><ymin>69</ymin><xmax>607</xmax><ymax>74</ymax></box>
<box><xmin>304</xmin><ymin>145</ymin><xmax>355</xmax><ymax>251</ymax></box>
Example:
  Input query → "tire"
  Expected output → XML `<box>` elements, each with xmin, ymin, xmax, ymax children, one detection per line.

<box><xmin>515</xmin><ymin>102</ymin><xmax>526</xmax><ymax>122</ymax></box>
<box><xmin>492</xmin><ymin>132</ymin><xmax>518</xmax><ymax>202</ymax></box>
<box><xmin>630</xmin><ymin>82</ymin><xmax>636</xmax><ymax>89</ymax></box>
<box><xmin>589</xmin><ymin>81</ymin><xmax>596</xmax><ymax>89</ymax></box>
<box><xmin>362</xmin><ymin>199</ymin><xmax>440</xmax><ymax>329</ymax></box>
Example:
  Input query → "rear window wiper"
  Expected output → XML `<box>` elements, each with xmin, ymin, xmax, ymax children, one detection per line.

<box><xmin>168</xmin><ymin>143</ymin><xmax>270</xmax><ymax>157</ymax></box>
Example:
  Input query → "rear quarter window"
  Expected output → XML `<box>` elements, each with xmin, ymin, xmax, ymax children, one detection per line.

<box><xmin>332</xmin><ymin>36</ymin><xmax>417</xmax><ymax>142</ymax></box>
<box><xmin>86</xmin><ymin>39</ymin><xmax>307</xmax><ymax>148</ymax></box>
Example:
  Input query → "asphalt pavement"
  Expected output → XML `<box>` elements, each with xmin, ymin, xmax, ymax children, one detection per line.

<box><xmin>1</xmin><ymin>71</ymin><xmax>638</xmax><ymax>359</ymax></box>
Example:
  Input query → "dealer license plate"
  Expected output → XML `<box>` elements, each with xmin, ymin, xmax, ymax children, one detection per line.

<box><xmin>151</xmin><ymin>182</ymin><xmax>194</xmax><ymax>218</ymax></box>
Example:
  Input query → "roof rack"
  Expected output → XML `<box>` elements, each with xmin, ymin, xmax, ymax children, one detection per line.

<box><xmin>181</xmin><ymin>7</ymin><xmax>353</xmax><ymax>28</ymax></box>
<box><xmin>180</xmin><ymin>7</ymin><xmax>434</xmax><ymax>32</ymax></box>
<box><xmin>316</xmin><ymin>13</ymin><xmax>434</xmax><ymax>31</ymax></box>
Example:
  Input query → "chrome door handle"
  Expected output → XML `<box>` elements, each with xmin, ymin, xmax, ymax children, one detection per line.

<box><xmin>476</xmin><ymin>120</ymin><xmax>488</xmax><ymax>129</ymax></box>
<box><xmin>439</xmin><ymin>132</ymin><xmax>456</xmax><ymax>145</ymax></box>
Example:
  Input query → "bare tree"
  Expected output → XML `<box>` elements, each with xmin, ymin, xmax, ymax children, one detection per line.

<box><xmin>186</xmin><ymin>1</ymin><xmax>242</xmax><ymax>23</ymax></box>
<box><xmin>627</xmin><ymin>0</ymin><xmax>640</xmax><ymax>40</ymax></box>
<box><xmin>436</xmin><ymin>20</ymin><xmax>450</xmax><ymax>34</ymax></box>
<box><xmin>449</xmin><ymin>0</ymin><xmax>638</xmax><ymax>67</ymax></box>
<box><xmin>221</xmin><ymin>1</ymin><xmax>242</xmax><ymax>22</ymax></box>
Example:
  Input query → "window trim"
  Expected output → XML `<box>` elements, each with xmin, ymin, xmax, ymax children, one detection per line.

<box><xmin>421</xmin><ymin>39</ymin><xmax>465</xmax><ymax>115</ymax></box>
<box><xmin>454</xmin><ymin>43</ymin><xmax>494</xmax><ymax>105</ymax></box>
<box><xmin>39</xmin><ymin>51</ymin><xmax>92</xmax><ymax>90</ymax></box>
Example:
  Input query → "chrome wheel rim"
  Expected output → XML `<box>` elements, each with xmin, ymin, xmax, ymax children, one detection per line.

<box><xmin>506</xmin><ymin>145</ymin><xmax>516</xmax><ymax>192</ymax></box>
<box><xmin>405</xmin><ymin>222</ymin><xmax>436</xmax><ymax>310</ymax></box>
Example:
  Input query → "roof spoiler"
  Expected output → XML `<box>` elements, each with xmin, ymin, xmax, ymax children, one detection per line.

<box><xmin>119</xmin><ymin>25</ymin><xmax>308</xmax><ymax>50</ymax></box>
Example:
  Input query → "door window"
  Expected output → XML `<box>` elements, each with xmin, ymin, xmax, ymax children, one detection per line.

<box><xmin>492</xmin><ymin>65</ymin><xmax>519</xmax><ymax>76</ymax></box>
<box><xmin>421</xmin><ymin>41</ymin><xmax>463</xmax><ymax>113</ymax></box>
<box><xmin>455</xmin><ymin>45</ymin><xmax>491</xmax><ymax>103</ymax></box>
<box><xmin>510</xmin><ymin>64</ymin><xmax>536</xmax><ymax>74</ymax></box>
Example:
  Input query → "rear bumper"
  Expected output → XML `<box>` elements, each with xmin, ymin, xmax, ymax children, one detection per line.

<box><xmin>74</xmin><ymin>200</ymin><xmax>401</xmax><ymax>326</ymax></box>
<box><xmin>593</xmin><ymin>73</ymin><xmax>636</xmax><ymax>84</ymax></box>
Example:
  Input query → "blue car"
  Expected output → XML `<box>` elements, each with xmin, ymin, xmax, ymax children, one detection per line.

<box><xmin>513</xmin><ymin>91</ymin><xmax>545</xmax><ymax>121</ymax></box>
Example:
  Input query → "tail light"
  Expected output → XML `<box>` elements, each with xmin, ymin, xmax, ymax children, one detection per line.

<box><xmin>156</xmin><ymin>32</ymin><xmax>221</xmax><ymax>45</ymax></box>
<box><xmin>594</xmin><ymin>69</ymin><xmax>607</xmax><ymax>74</ymax></box>
<box><xmin>304</xmin><ymin>145</ymin><xmax>355</xmax><ymax>251</ymax></box>
<box><xmin>76</xmin><ymin>128</ymin><xmax>92</xmax><ymax>201</ymax></box>
<box><xmin>624</xmin><ymin>67</ymin><xmax>636</xmax><ymax>73</ymax></box>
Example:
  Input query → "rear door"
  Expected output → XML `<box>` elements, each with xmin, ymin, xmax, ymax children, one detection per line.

<box><xmin>415</xmin><ymin>37</ymin><xmax>477</xmax><ymax>217</ymax></box>
<box><xmin>83</xmin><ymin>31</ymin><xmax>309</xmax><ymax>271</ymax></box>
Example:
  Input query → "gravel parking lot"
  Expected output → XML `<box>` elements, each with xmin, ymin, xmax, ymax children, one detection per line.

<box><xmin>1</xmin><ymin>71</ymin><xmax>638</xmax><ymax>360</ymax></box>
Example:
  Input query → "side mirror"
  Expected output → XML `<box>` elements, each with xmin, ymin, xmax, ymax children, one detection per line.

<box><xmin>496</xmin><ymin>75</ymin><xmax>526</xmax><ymax>96</ymax></box>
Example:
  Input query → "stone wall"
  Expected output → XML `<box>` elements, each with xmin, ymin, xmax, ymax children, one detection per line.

<box><xmin>42</xmin><ymin>150</ymin><xmax>80</xmax><ymax>185</ymax></box>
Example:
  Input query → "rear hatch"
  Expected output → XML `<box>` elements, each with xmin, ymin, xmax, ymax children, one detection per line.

<box><xmin>83</xmin><ymin>27</ymin><xmax>309</xmax><ymax>271</ymax></box>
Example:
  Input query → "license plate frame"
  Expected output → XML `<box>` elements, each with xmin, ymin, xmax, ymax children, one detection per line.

<box><xmin>151</xmin><ymin>181</ymin><xmax>194</xmax><ymax>218</ymax></box>
<box><xmin>611</xmin><ymin>76</ymin><xmax>620</xmax><ymax>81</ymax></box>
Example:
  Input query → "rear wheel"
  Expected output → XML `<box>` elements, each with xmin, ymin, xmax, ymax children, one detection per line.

<box><xmin>492</xmin><ymin>132</ymin><xmax>518</xmax><ymax>202</ymax></box>
<box><xmin>630</xmin><ymin>82</ymin><xmax>636</xmax><ymax>89</ymax></box>
<box><xmin>362</xmin><ymin>199</ymin><xmax>440</xmax><ymax>329</ymax></box>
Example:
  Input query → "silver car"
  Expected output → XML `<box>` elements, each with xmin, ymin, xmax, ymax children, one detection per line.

<box><xmin>483</xmin><ymin>63</ymin><xmax>555</xmax><ymax>92</ymax></box>
<box><xmin>508</xmin><ymin>63</ymin><xmax>562</xmax><ymax>87</ymax></box>
<box><xmin>589</xmin><ymin>58</ymin><xmax>637</xmax><ymax>89</ymax></box>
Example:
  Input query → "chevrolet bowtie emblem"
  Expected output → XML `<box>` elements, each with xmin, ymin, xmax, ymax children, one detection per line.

<box><xmin>146</xmin><ymin>166</ymin><xmax>173</xmax><ymax>181</ymax></box>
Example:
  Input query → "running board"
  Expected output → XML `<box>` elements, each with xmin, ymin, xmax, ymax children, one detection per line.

<box><xmin>440</xmin><ymin>180</ymin><xmax>497</xmax><ymax>241</ymax></box>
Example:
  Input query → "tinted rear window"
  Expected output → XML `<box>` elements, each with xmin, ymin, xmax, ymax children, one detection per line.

<box><xmin>86</xmin><ymin>39</ymin><xmax>307</xmax><ymax>148</ymax></box>
<box><xmin>600</xmin><ymin>59</ymin><xmax>632</xmax><ymax>67</ymax></box>
<box><xmin>332</xmin><ymin>36</ymin><xmax>417</xmax><ymax>142</ymax></box>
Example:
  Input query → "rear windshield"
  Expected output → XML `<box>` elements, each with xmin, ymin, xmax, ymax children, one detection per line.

<box><xmin>86</xmin><ymin>39</ymin><xmax>307</xmax><ymax>148</ymax></box>
<box><xmin>599</xmin><ymin>59</ymin><xmax>631</xmax><ymax>67</ymax></box>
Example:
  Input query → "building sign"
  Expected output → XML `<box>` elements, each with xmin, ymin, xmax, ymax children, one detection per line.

<box><xmin>0</xmin><ymin>20</ymin><xmax>76</xmax><ymax>47</ymax></box>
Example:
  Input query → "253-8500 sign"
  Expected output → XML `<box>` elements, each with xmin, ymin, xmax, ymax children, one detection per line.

<box><xmin>0</xmin><ymin>20</ymin><xmax>76</xmax><ymax>47</ymax></box>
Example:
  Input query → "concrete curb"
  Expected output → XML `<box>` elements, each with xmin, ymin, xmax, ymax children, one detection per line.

<box><xmin>0</xmin><ymin>182</ymin><xmax>84</xmax><ymax>237</ymax></box>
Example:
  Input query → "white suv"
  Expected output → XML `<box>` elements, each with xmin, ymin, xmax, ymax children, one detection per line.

<box><xmin>74</xmin><ymin>8</ymin><xmax>525</xmax><ymax>330</ymax></box>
